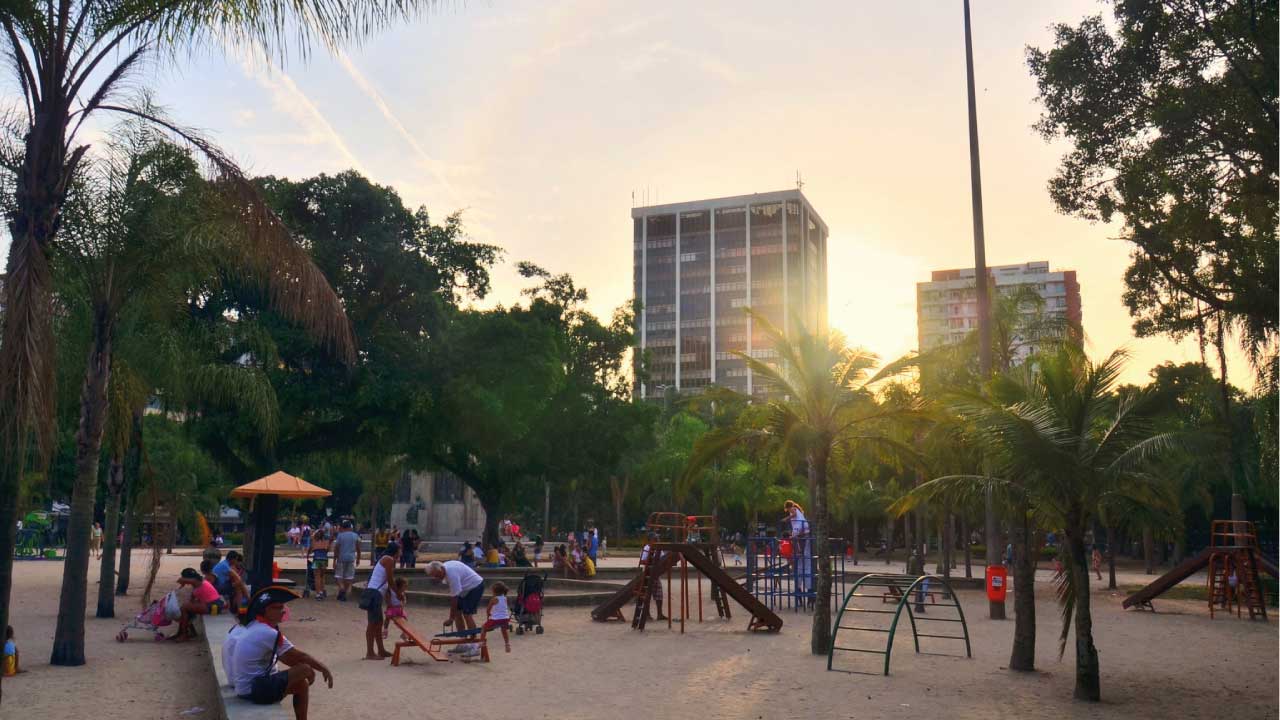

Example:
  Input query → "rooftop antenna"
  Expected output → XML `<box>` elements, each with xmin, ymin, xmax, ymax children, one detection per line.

<box><xmin>795</xmin><ymin>171</ymin><xmax>805</xmax><ymax>191</ymax></box>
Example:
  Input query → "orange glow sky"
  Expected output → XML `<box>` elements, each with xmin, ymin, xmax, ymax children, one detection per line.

<box><xmin>12</xmin><ymin>1</ymin><xmax>1248</xmax><ymax>384</ymax></box>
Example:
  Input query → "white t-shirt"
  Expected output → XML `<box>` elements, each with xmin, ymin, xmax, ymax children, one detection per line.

<box><xmin>472</xmin><ymin>546</ymin><xmax>484</xmax><ymax>561</ymax></box>
<box><xmin>791</xmin><ymin>508</ymin><xmax>808</xmax><ymax>536</ymax></box>
<box><xmin>490</xmin><ymin>596</ymin><xmax>509</xmax><ymax>621</ymax></box>
<box><xmin>221</xmin><ymin>624</ymin><xmax>247</xmax><ymax>687</ymax></box>
<box><xmin>231</xmin><ymin>621</ymin><xmax>293</xmax><ymax>696</ymax></box>
<box><xmin>443</xmin><ymin>560</ymin><xmax>483</xmax><ymax>597</ymax></box>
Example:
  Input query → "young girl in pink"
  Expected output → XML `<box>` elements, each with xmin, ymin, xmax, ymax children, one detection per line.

<box><xmin>382</xmin><ymin>576</ymin><xmax>408</xmax><ymax>639</ymax></box>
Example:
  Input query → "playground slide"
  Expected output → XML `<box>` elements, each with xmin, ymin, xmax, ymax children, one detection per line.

<box><xmin>1122</xmin><ymin>548</ymin><xmax>1211</xmax><ymax>609</ymax></box>
<box><xmin>679</xmin><ymin>546</ymin><xmax>783</xmax><ymax>632</ymax></box>
<box><xmin>590</xmin><ymin>552</ymin><xmax>679</xmax><ymax>622</ymax></box>
<box><xmin>1256</xmin><ymin>553</ymin><xmax>1278</xmax><ymax>579</ymax></box>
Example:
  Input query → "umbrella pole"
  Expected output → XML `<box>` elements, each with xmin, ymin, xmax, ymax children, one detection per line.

<box><xmin>250</xmin><ymin>493</ymin><xmax>280</xmax><ymax>592</ymax></box>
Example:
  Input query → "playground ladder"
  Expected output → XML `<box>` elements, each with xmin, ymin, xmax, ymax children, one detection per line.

<box><xmin>1207</xmin><ymin>520</ymin><xmax>1268</xmax><ymax>621</ymax></box>
<box><xmin>631</xmin><ymin>559</ymin><xmax>662</xmax><ymax>630</ymax></box>
<box><xmin>709</xmin><ymin>549</ymin><xmax>731</xmax><ymax>620</ymax></box>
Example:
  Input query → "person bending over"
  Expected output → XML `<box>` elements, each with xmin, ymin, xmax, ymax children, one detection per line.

<box><xmin>426</xmin><ymin>559</ymin><xmax>486</xmax><ymax>659</ymax></box>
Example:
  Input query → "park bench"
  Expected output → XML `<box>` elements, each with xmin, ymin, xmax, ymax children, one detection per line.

<box><xmin>200</xmin><ymin>614</ymin><xmax>291</xmax><ymax>720</ymax></box>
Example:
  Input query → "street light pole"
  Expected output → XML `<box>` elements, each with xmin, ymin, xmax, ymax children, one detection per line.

<box><xmin>962</xmin><ymin>0</ymin><xmax>1004</xmax><ymax>621</ymax></box>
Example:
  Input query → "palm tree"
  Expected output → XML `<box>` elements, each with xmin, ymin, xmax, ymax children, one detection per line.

<box><xmin>46</xmin><ymin>127</ymin><xmax>352</xmax><ymax>664</ymax></box>
<box><xmin>898</xmin><ymin>346</ymin><xmax>1181</xmax><ymax>701</ymax></box>
<box><xmin>0</xmin><ymin>1</ymin><xmax>431</xmax><ymax>676</ymax></box>
<box><xmin>910</xmin><ymin>284</ymin><xmax>1082</xmax><ymax>670</ymax></box>
<box><xmin>686</xmin><ymin>310</ymin><xmax>916</xmax><ymax>654</ymax></box>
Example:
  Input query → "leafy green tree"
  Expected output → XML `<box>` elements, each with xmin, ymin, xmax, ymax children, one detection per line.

<box><xmin>1027</xmin><ymin>0</ymin><xmax>1277</xmax><ymax>361</ymax></box>
<box><xmin>415</xmin><ymin>304</ymin><xmax>564</xmax><ymax>547</ymax></box>
<box><xmin>899</xmin><ymin>346</ymin><xmax>1183</xmax><ymax>701</ymax></box>
<box><xmin>686</xmin><ymin>310</ymin><xmax>914</xmax><ymax>655</ymax></box>
<box><xmin>188</xmin><ymin>171</ymin><xmax>496</xmax><ymax>489</ymax></box>
<box><xmin>0</xmin><ymin>1</ymin><xmax>431</xmax><ymax>680</ymax></box>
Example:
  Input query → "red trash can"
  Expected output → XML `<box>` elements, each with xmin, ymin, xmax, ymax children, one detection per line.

<box><xmin>986</xmin><ymin>564</ymin><xmax>1008</xmax><ymax>604</ymax></box>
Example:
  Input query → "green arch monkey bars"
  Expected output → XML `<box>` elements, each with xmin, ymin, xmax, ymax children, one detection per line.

<box><xmin>827</xmin><ymin>573</ymin><xmax>972</xmax><ymax>676</ymax></box>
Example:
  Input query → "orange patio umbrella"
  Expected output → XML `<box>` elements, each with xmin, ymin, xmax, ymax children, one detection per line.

<box><xmin>233</xmin><ymin>471</ymin><xmax>331</xmax><ymax>591</ymax></box>
<box><xmin>231</xmin><ymin>471</ymin><xmax>333</xmax><ymax>499</ymax></box>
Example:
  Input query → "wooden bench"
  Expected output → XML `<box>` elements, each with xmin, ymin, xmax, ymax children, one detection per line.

<box><xmin>880</xmin><ymin>584</ymin><xmax>945</xmax><ymax>605</ymax></box>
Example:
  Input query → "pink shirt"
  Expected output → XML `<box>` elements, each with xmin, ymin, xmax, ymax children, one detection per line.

<box><xmin>193</xmin><ymin>579</ymin><xmax>220</xmax><ymax>604</ymax></box>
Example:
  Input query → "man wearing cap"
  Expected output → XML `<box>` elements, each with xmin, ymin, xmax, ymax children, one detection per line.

<box><xmin>231</xmin><ymin>585</ymin><xmax>333</xmax><ymax>720</ymax></box>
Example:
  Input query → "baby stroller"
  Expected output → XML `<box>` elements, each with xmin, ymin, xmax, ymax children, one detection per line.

<box><xmin>513</xmin><ymin>572</ymin><xmax>545</xmax><ymax>635</ymax></box>
<box><xmin>116</xmin><ymin>590</ymin><xmax>180</xmax><ymax>642</ymax></box>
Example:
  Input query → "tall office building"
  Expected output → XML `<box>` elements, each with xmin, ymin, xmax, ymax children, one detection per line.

<box><xmin>633</xmin><ymin>189</ymin><xmax>828</xmax><ymax>399</ymax></box>
<box><xmin>916</xmin><ymin>260</ymin><xmax>1082</xmax><ymax>362</ymax></box>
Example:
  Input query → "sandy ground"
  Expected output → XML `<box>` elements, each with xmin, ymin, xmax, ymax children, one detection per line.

<box><xmin>5</xmin><ymin>549</ymin><xmax>1277</xmax><ymax>720</ymax></box>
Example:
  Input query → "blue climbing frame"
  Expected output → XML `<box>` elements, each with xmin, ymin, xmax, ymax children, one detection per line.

<box><xmin>827</xmin><ymin>573</ymin><xmax>971</xmax><ymax>676</ymax></box>
<box><xmin>745</xmin><ymin>523</ymin><xmax>849</xmax><ymax>614</ymax></box>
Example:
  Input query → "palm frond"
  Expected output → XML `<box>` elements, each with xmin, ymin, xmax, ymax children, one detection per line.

<box><xmin>1054</xmin><ymin>559</ymin><xmax>1076</xmax><ymax>660</ymax></box>
<box><xmin>890</xmin><ymin>473</ymin><xmax>1016</xmax><ymax>515</ymax></box>
<box><xmin>97</xmin><ymin>102</ymin><xmax>356</xmax><ymax>364</ymax></box>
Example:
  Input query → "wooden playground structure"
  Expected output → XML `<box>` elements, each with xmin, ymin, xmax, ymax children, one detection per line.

<box><xmin>1123</xmin><ymin>520</ymin><xmax>1275</xmax><ymax>618</ymax></box>
<box><xmin>591</xmin><ymin>512</ymin><xmax>783</xmax><ymax>633</ymax></box>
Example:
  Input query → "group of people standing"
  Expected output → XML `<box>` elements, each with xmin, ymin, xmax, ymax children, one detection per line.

<box><xmin>299</xmin><ymin>521</ymin><xmax>420</xmax><ymax>601</ymax></box>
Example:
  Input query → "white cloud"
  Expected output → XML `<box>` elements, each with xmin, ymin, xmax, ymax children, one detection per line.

<box><xmin>333</xmin><ymin>50</ymin><xmax>461</xmax><ymax>204</ymax></box>
<box><xmin>234</xmin><ymin>53</ymin><xmax>365</xmax><ymax>173</ymax></box>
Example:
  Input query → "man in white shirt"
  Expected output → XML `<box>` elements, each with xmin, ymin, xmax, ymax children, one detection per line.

<box><xmin>230</xmin><ymin>586</ymin><xmax>333</xmax><ymax>720</ymax></box>
<box><xmin>425</xmin><ymin>560</ymin><xmax>485</xmax><ymax>631</ymax></box>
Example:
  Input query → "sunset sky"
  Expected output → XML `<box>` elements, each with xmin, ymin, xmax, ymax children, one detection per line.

<box><xmin>12</xmin><ymin>0</ymin><xmax>1246</xmax><ymax>383</ymax></box>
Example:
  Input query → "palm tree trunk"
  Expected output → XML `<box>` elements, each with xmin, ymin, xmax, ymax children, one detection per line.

<box><xmin>0</xmin><ymin>460</ymin><xmax>21</xmax><ymax>704</ymax></box>
<box><xmin>851</xmin><ymin>516</ymin><xmax>859</xmax><ymax>565</ymax></box>
<box><xmin>1106</xmin><ymin>525</ymin><xmax>1117</xmax><ymax>591</ymax></box>
<box><xmin>1212</xmin><ymin>315</ymin><xmax>1246</xmax><ymax>521</ymax></box>
<box><xmin>883</xmin><ymin>515</ymin><xmax>893</xmax><ymax>565</ymax></box>
<box><xmin>96</xmin><ymin>456</ymin><xmax>125</xmax><ymax>617</ymax></box>
<box><xmin>986</xmin><ymin>490</ymin><xmax>1004</xmax><ymax>619</ymax></box>
<box><xmin>903</xmin><ymin>510</ymin><xmax>913</xmax><ymax>568</ymax></box>
<box><xmin>961</xmin><ymin>515</ymin><xmax>973</xmax><ymax>578</ymax></box>
<box><xmin>116</xmin><ymin>495</ymin><xmax>137</xmax><ymax>595</ymax></box>
<box><xmin>116</xmin><ymin>410</ymin><xmax>143</xmax><ymax>596</ymax></box>
<box><xmin>1067</xmin><ymin>530</ymin><xmax>1101</xmax><ymax>701</ymax></box>
<box><xmin>1142</xmin><ymin>525</ymin><xmax>1155</xmax><ymax>575</ymax></box>
<box><xmin>1009</xmin><ymin>502</ymin><xmax>1036</xmax><ymax>671</ymax></box>
<box><xmin>0</xmin><ymin>106</ymin><xmax>74</xmax><ymax>695</ymax></box>
<box><xmin>809</xmin><ymin>446</ymin><xmax>833</xmax><ymax>655</ymax></box>
<box><xmin>51</xmin><ymin>313</ymin><xmax>115</xmax><ymax>666</ymax></box>
<box><xmin>939</xmin><ymin>517</ymin><xmax>951</xmax><ymax>580</ymax></box>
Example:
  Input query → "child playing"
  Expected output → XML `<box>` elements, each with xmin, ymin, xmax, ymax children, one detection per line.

<box><xmin>481</xmin><ymin>582</ymin><xmax>512</xmax><ymax>653</ymax></box>
<box><xmin>3</xmin><ymin>626</ymin><xmax>21</xmax><ymax>676</ymax></box>
<box><xmin>383</xmin><ymin>576</ymin><xmax>408</xmax><ymax>640</ymax></box>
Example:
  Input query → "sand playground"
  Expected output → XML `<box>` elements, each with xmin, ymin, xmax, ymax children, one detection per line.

<box><xmin>5</xmin><ymin>550</ymin><xmax>1277</xmax><ymax>720</ymax></box>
